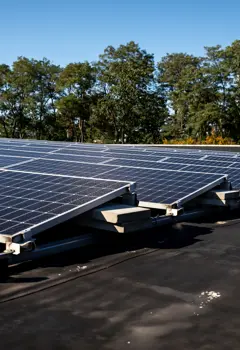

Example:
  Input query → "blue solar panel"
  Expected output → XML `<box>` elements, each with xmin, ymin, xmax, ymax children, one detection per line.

<box><xmin>105</xmin><ymin>158</ymin><xmax>187</xmax><ymax>171</ymax></box>
<box><xmin>44</xmin><ymin>153</ymin><xmax>113</xmax><ymax>164</ymax></box>
<box><xmin>0</xmin><ymin>155</ymin><xmax>31</xmax><ymax>168</ymax></box>
<box><xmin>54</xmin><ymin>148</ymin><xmax>166</xmax><ymax>161</ymax></box>
<box><xmin>8</xmin><ymin>158</ymin><xmax>118</xmax><ymax>177</ymax></box>
<box><xmin>0</xmin><ymin>170</ymin><xmax>131</xmax><ymax>238</ymax></box>
<box><xmin>95</xmin><ymin>167</ymin><xmax>226</xmax><ymax>205</ymax></box>
<box><xmin>0</xmin><ymin>138</ymin><xmax>234</xmax><ymax>242</ymax></box>
<box><xmin>161</xmin><ymin>156</ymin><xmax>235</xmax><ymax>168</ymax></box>
<box><xmin>7</xmin><ymin>157</ymin><xmax>226</xmax><ymax>206</ymax></box>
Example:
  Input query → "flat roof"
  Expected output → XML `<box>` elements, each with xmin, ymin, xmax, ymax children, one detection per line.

<box><xmin>1</xmin><ymin>214</ymin><xmax>240</xmax><ymax>349</ymax></box>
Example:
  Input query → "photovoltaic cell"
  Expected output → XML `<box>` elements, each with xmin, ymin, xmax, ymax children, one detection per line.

<box><xmin>147</xmin><ymin>146</ymin><xmax>239</xmax><ymax>156</ymax></box>
<box><xmin>44</xmin><ymin>153</ymin><xmax>113</xmax><ymax>164</ymax></box>
<box><xmin>0</xmin><ymin>155</ymin><xmax>31</xmax><ymax>168</ymax></box>
<box><xmin>0</xmin><ymin>170</ymin><xmax>131</xmax><ymax>237</ymax></box>
<box><xmin>204</xmin><ymin>154</ymin><xmax>238</xmax><ymax>161</ymax></box>
<box><xmin>8</xmin><ymin>158</ymin><xmax>119</xmax><ymax>177</ymax></box>
<box><xmin>0</xmin><ymin>148</ymin><xmax>47</xmax><ymax>158</ymax></box>
<box><xmin>162</xmin><ymin>157</ymin><xmax>235</xmax><ymax>168</ymax></box>
<box><xmin>183</xmin><ymin>165</ymin><xmax>240</xmax><ymax>189</ymax></box>
<box><xmin>106</xmin><ymin>158</ymin><xmax>187</xmax><ymax>171</ymax></box>
<box><xmin>6</xmin><ymin>154</ymin><xmax>227</xmax><ymax>206</ymax></box>
<box><xmin>0</xmin><ymin>138</ymin><xmax>237</xmax><ymax>241</ymax></box>
<box><xmin>96</xmin><ymin>167</ymin><xmax>225</xmax><ymax>205</ymax></box>
<box><xmin>55</xmin><ymin>148</ymin><xmax>166</xmax><ymax>161</ymax></box>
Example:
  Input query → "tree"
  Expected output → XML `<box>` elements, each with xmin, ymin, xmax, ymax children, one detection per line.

<box><xmin>26</xmin><ymin>58</ymin><xmax>61</xmax><ymax>139</ymax></box>
<box><xmin>0</xmin><ymin>57</ymin><xmax>61</xmax><ymax>139</ymax></box>
<box><xmin>94</xmin><ymin>41</ymin><xmax>166</xmax><ymax>143</ymax></box>
<box><xmin>0</xmin><ymin>58</ymin><xmax>32</xmax><ymax>138</ymax></box>
<box><xmin>223</xmin><ymin>41</ymin><xmax>240</xmax><ymax>139</ymax></box>
<box><xmin>56</xmin><ymin>62</ymin><xmax>96</xmax><ymax>141</ymax></box>
<box><xmin>158</xmin><ymin>53</ymin><xmax>201</xmax><ymax>138</ymax></box>
<box><xmin>1</xmin><ymin>39</ymin><xmax>240</xmax><ymax>144</ymax></box>
<box><xmin>0</xmin><ymin>64</ymin><xmax>11</xmax><ymax>137</ymax></box>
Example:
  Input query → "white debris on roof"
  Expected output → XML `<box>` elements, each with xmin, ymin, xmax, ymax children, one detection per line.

<box><xmin>197</xmin><ymin>290</ymin><xmax>221</xmax><ymax>309</ymax></box>
<box><xmin>76</xmin><ymin>265</ymin><xmax>88</xmax><ymax>272</ymax></box>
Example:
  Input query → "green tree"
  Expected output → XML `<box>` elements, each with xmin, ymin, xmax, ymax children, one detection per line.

<box><xmin>0</xmin><ymin>57</ymin><xmax>61</xmax><ymax>139</ymax></box>
<box><xmin>158</xmin><ymin>53</ymin><xmax>201</xmax><ymax>138</ymax></box>
<box><xmin>27</xmin><ymin>58</ymin><xmax>61</xmax><ymax>139</ymax></box>
<box><xmin>223</xmin><ymin>40</ymin><xmax>240</xmax><ymax>139</ymax></box>
<box><xmin>56</xmin><ymin>62</ymin><xmax>96</xmax><ymax>141</ymax></box>
<box><xmin>0</xmin><ymin>58</ymin><xmax>32</xmax><ymax>138</ymax></box>
<box><xmin>94</xmin><ymin>41</ymin><xmax>166</xmax><ymax>143</ymax></box>
<box><xmin>0</xmin><ymin>64</ymin><xmax>11</xmax><ymax>137</ymax></box>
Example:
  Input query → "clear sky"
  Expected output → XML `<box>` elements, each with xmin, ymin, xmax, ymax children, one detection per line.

<box><xmin>1</xmin><ymin>0</ymin><xmax>239</xmax><ymax>67</ymax></box>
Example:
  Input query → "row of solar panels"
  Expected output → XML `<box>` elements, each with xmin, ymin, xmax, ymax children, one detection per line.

<box><xmin>0</xmin><ymin>152</ymin><xmax>227</xmax><ymax>206</ymax></box>
<box><xmin>0</xmin><ymin>137</ymin><xmax>239</xmax><ymax>155</ymax></box>
<box><xmin>0</xmin><ymin>138</ymin><xmax>237</xmax><ymax>242</ymax></box>
<box><xmin>0</xmin><ymin>139</ymin><xmax>239</xmax><ymax>189</ymax></box>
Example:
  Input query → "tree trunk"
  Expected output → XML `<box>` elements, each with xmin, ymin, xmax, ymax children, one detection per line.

<box><xmin>1</xmin><ymin>119</ymin><xmax>9</xmax><ymax>138</ymax></box>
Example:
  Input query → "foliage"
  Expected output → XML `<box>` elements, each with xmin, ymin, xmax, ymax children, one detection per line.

<box><xmin>163</xmin><ymin>135</ymin><xmax>236</xmax><ymax>145</ymax></box>
<box><xmin>1</xmin><ymin>40</ymin><xmax>240</xmax><ymax>143</ymax></box>
<box><xmin>93</xmin><ymin>41</ymin><xmax>167</xmax><ymax>143</ymax></box>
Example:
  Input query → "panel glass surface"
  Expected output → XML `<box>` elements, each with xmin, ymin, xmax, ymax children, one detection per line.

<box><xmin>55</xmin><ymin>148</ymin><xmax>166</xmax><ymax>161</ymax></box>
<box><xmin>96</xmin><ymin>167</ymin><xmax>225</xmax><ymax>205</ymax></box>
<box><xmin>0</xmin><ymin>170</ymin><xmax>130</xmax><ymax>237</ymax></box>
<box><xmin>162</xmin><ymin>157</ymin><xmax>235</xmax><ymax>168</ymax></box>
<box><xmin>44</xmin><ymin>153</ymin><xmax>113</xmax><ymax>164</ymax></box>
<box><xmin>9</xmin><ymin>158</ymin><xmax>119</xmax><ymax>177</ymax></box>
<box><xmin>107</xmin><ymin>158</ymin><xmax>187</xmax><ymax>171</ymax></box>
<box><xmin>0</xmin><ymin>155</ymin><xmax>31</xmax><ymax>168</ymax></box>
<box><xmin>0</xmin><ymin>138</ymin><xmax>236</xmax><ymax>213</ymax></box>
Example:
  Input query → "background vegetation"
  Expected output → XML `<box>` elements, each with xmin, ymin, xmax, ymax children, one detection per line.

<box><xmin>1</xmin><ymin>40</ymin><xmax>240</xmax><ymax>144</ymax></box>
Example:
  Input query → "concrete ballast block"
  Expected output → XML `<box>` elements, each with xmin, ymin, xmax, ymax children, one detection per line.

<box><xmin>90</xmin><ymin>204</ymin><xmax>151</xmax><ymax>224</ymax></box>
<box><xmin>80</xmin><ymin>218</ymin><xmax>153</xmax><ymax>233</ymax></box>
<box><xmin>204</xmin><ymin>190</ymin><xmax>240</xmax><ymax>200</ymax></box>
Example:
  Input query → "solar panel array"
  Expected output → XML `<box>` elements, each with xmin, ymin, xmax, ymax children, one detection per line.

<box><xmin>0</xmin><ymin>172</ymin><xmax>133</xmax><ymax>238</ymax></box>
<box><xmin>0</xmin><ymin>140</ymin><xmax>138</xmax><ymax>241</ymax></box>
<box><xmin>0</xmin><ymin>137</ymin><xmax>236</xmax><ymax>240</ymax></box>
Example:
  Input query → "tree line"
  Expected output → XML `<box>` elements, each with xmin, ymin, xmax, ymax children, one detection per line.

<box><xmin>1</xmin><ymin>40</ymin><xmax>240</xmax><ymax>144</ymax></box>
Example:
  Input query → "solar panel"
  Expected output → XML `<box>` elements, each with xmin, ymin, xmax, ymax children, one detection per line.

<box><xmin>0</xmin><ymin>139</ymin><xmax>233</xmax><ymax>221</ymax></box>
<box><xmin>0</xmin><ymin>147</ymin><xmax>49</xmax><ymax>157</ymax></box>
<box><xmin>0</xmin><ymin>155</ymin><xmax>32</xmax><ymax>168</ymax></box>
<box><xmin>44</xmin><ymin>153</ymin><xmax>114</xmax><ymax>164</ymax></box>
<box><xmin>0</xmin><ymin>170</ymin><xmax>133</xmax><ymax>241</ymax></box>
<box><xmin>182</xmin><ymin>165</ymin><xmax>240</xmax><ymax>189</ymax></box>
<box><xmin>7</xmin><ymin>158</ymin><xmax>119</xmax><ymax>177</ymax></box>
<box><xmin>7</xmin><ymin>157</ymin><xmax>226</xmax><ymax>208</ymax></box>
<box><xmin>105</xmin><ymin>158</ymin><xmax>187</xmax><ymax>171</ymax></box>
<box><xmin>230</xmin><ymin>162</ymin><xmax>240</xmax><ymax>168</ymax></box>
<box><xmin>161</xmin><ymin>157</ymin><xmax>236</xmax><ymax>168</ymax></box>
<box><xmin>204</xmin><ymin>154</ymin><xmax>239</xmax><ymax>161</ymax></box>
<box><xmin>106</xmin><ymin>148</ymin><xmax>205</xmax><ymax>159</ymax></box>
<box><xmin>54</xmin><ymin>148</ymin><xmax>166</xmax><ymax>161</ymax></box>
<box><xmin>147</xmin><ymin>146</ymin><xmax>239</xmax><ymax>155</ymax></box>
<box><xmin>96</xmin><ymin>167</ymin><xmax>226</xmax><ymax>207</ymax></box>
<box><xmin>20</xmin><ymin>146</ymin><xmax>63</xmax><ymax>153</ymax></box>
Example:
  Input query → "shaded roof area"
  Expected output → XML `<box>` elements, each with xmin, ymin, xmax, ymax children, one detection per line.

<box><xmin>1</xmin><ymin>214</ymin><xmax>240</xmax><ymax>349</ymax></box>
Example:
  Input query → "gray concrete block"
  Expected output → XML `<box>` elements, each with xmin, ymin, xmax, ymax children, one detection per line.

<box><xmin>204</xmin><ymin>190</ymin><xmax>240</xmax><ymax>200</ymax></box>
<box><xmin>89</xmin><ymin>204</ymin><xmax>151</xmax><ymax>224</ymax></box>
<box><xmin>79</xmin><ymin>218</ymin><xmax>153</xmax><ymax>233</ymax></box>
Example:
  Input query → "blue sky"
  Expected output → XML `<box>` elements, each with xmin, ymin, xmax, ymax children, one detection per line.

<box><xmin>1</xmin><ymin>0</ymin><xmax>239</xmax><ymax>67</ymax></box>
